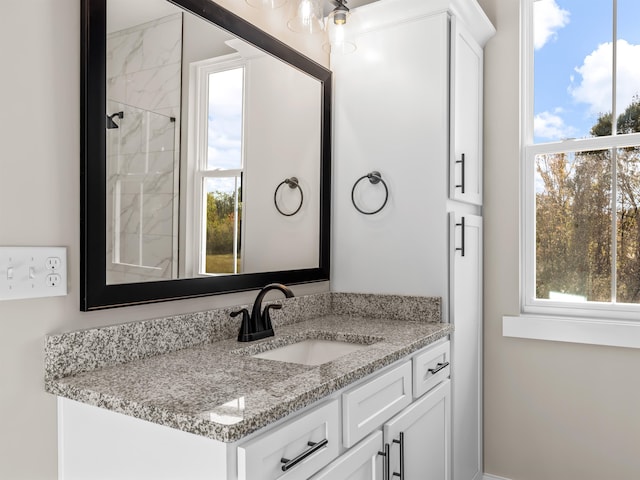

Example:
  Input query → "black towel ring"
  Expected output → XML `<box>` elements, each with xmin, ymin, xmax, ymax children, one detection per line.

<box><xmin>274</xmin><ymin>177</ymin><xmax>304</xmax><ymax>216</ymax></box>
<box><xmin>351</xmin><ymin>171</ymin><xmax>389</xmax><ymax>215</ymax></box>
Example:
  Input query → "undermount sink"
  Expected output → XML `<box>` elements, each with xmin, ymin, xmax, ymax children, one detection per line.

<box><xmin>251</xmin><ymin>339</ymin><xmax>370</xmax><ymax>366</ymax></box>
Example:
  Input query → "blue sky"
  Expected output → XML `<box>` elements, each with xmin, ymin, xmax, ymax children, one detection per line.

<box><xmin>534</xmin><ymin>0</ymin><xmax>640</xmax><ymax>142</ymax></box>
<box><xmin>207</xmin><ymin>67</ymin><xmax>244</xmax><ymax>171</ymax></box>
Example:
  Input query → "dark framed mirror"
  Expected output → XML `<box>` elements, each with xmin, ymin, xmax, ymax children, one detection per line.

<box><xmin>81</xmin><ymin>0</ymin><xmax>331</xmax><ymax>310</ymax></box>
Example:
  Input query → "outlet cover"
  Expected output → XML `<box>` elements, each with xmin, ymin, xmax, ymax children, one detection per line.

<box><xmin>0</xmin><ymin>247</ymin><xmax>67</xmax><ymax>300</ymax></box>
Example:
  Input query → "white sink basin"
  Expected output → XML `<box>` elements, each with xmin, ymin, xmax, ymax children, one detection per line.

<box><xmin>251</xmin><ymin>339</ymin><xmax>369</xmax><ymax>366</ymax></box>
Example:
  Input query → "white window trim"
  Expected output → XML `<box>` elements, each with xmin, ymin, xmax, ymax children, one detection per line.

<box><xmin>186</xmin><ymin>54</ymin><xmax>247</xmax><ymax>277</ymax></box>
<box><xmin>505</xmin><ymin>0</ymin><xmax>640</xmax><ymax>348</ymax></box>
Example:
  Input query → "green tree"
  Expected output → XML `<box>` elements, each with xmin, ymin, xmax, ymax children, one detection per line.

<box><xmin>536</xmin><ymin>97</ymin><xmax>640</xmax><ymax>302</ymax></box>
<box><xmin>206</xmin><ymin>190</ymin><xmax>239</xmax><ymax>255</ymax></box>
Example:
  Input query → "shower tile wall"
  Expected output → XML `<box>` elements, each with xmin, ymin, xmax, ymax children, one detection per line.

<box><xmin>106</xmin><ymin>13</ymin><xmax>182</xmax><ymax>284</ymax></box>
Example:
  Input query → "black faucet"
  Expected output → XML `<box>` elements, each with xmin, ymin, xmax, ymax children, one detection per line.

<box><xmin>232</xmin><ymin>283</ymin><xmax>294</xmax><ymax>342</ymax></box>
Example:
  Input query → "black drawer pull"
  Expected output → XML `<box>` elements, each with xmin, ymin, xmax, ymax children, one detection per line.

<box><xmin>378</xmin><ymin>443</ymin><xmax>390</xmax><ymax>480</ymax></box>
<box><xmin>428</xmin><ymin>362</ymin><xmax>450</xmax><ymax>375</ymax></box>
<box><xmin>456</xmin><ymin>153</ymin><xmax>466</xmax><ymax>193</ymax></box>
<box><xmin>392</xmin><ymin>432</ymin><xmax>405</xmax><ymax>479</ymax></box>
<box><xmin>456</xmin><ymin>216</ymin><xmax>466</xmax><ymax>257</ymax></box>
<box><xmin>281</xmin><ymin>438</ymin><xmax>328</xmax><ymax>471</ymax></box>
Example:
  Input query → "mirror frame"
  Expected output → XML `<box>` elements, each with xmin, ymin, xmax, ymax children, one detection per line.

<box><xmin>80</xmin><ymin>0</ymin><xmax>332</xmax><ymax>310</ymax></box>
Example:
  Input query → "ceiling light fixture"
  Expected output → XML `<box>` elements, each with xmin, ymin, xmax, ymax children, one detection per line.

<box><xmin>324</xmin><ymin>0</ymin><xmax>357</xmax><ymax>54</ymax></box>
<box><xmin>246</xmin><ymin>0</ymin><xmax>357</xmax><ymax>53</ymax></box>
<box><xmin>246</xmin><ymin>0</ymin><xmax>287</xmax><ymax>9</ymax></box>
<box><xmin>329</xmin><ymin>0</ymin><xmax>349</xmax><ymax>25</ymax></box>
<box><xmin>287</xmin><ymin>0</ymin><xmax>325</xmax><ymax>34</ymax></box>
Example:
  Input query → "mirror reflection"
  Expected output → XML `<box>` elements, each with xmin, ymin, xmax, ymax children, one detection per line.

<box><xmin>105</xmin><ymin>0</ymin><xmax>321</xmax><ymax>285</ymax></box>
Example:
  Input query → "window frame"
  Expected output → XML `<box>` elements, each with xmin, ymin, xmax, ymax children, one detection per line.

<box><xmin>520</xmin><ymin>0</ymin><xmax>640</xmax><ymax>322</ymax></box>
<box><xmin>187</xmin><ymin>54</ymin><xmax>248</xmax><ymax>278</ymax></box>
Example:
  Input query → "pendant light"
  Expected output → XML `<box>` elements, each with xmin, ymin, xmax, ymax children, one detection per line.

<box><xmin>246</xmin><ymin>0</ymin><xmax>287</xmax><ymax>9</ymax></box>
<box><xmin>324</xmin><ymin>0</ymin><xmax>357</xmax><ymax>54</ymax></box>
<box><xmin>287</xmin><ymin>0</ymin><xmax>325</xmax><ymax>34</ymax></box>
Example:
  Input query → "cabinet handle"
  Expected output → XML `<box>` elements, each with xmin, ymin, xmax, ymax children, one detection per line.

<box><xmin>378</xmin><ymin>443</ymin><xmax>390</xmax><ymax>480</ymax></box>
<box><xmin>456</xmin><ymin>153</ymin><xmax>466</xmax><ymax>194</ymax></box>
<box><xmin>428</xmin><ymin>361</ymin><xmax>450</xmax><ymax>375</ymax></box>
<box><xmin>392</xmin><ymin>432</ymin><xmax>405</xmax><ymax>479</ymax></box>
<box><xmin>456</xmin><ymin>216</ymin><xmax>466</xmax><ymax>257</ymax></box>
<box><xmin>280</xmin><ymin>439</ymin><xmax>328</xmax><ymax>472</ymax></box>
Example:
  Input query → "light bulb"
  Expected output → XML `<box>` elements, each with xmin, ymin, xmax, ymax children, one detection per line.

<box><xmin>323</xmin><ymin>6</ymin><xmax>357</xmax><ymax>54</ymax></box>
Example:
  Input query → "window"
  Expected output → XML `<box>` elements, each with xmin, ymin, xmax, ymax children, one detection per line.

<box><xmin>191</xmin><ymin>59</ymin><xmax>246</xmax><ymax>275</ymax></box>
<box><xmin>523</xmin><ymin>0</ymin><xmax>640</xmax><ymax>318</ymax></box>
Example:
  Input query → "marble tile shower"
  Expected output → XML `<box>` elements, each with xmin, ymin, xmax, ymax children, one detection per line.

<box><xmin>105</xmin><ymin>13</ymin><xmax>182</xmax><ymax>284</ymax></box>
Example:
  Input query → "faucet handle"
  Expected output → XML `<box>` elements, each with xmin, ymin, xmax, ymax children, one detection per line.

<box><xmin>231</xmin><ymin>308</ymin><xmax>250</xmax><ymax>319</ymax></box>
<box><xmin>232</xmin><ymin>309</ymin><xmax>252</xmax><ymax>342</ymax></box>
<box><xmin>262</xmin><ymin>303</ymin><xmax>282</xmax><ymax>330</ymax></box>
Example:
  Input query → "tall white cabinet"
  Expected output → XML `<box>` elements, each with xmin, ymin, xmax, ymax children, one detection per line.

<box><xmin>331</xmin><ymin>0</ymin><xmax>494</xmax><ymax>479</ymax></box>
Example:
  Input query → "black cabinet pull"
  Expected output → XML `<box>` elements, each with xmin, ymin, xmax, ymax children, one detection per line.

<box><xmin>392</xmin><ymin>432</ymin><xmax>405</xmax><ymax>479</ymax></box>
<box><xmin>456</xmin><ymin>153</ymin><xmax>466</xmax><ymax>193</ymax></box>
<box><xmin>378</xmin><ymin>443</ymin><xmax>390</xmax><ymax>480</ymax></box>
<box><xmin>428</xmin><ymin>361</ymin><xmax>450</xmax><ymax>375</ymax></box>
<box><xmin>280</xmin><ymin>438</ymin><xmax>328</xmax><ymax>471</ymax></box>
<box><xmin>456</xmin><ymin>216</ymin><xmax>466</xmax><ymax>257</ymax></box>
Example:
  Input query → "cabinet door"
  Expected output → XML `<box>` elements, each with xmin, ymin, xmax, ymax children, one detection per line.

<box><xmin>311</xmin><ymin>431</ymin><xmax>383</xmax><ymax>480</ymax></box>
<box><xmin>450</xmin><ymin>17</ymin><xmax>484</xmax><ymax>205</ymax></box>
<box><xmin>450</xmin><ymin>213</ymin><xmax>483</xmax><ymax>480</ymax></box>
<box><xmin>383</xmin><ymin>380</ymin><xmax>451</xmax><ymax>480</ymax></box>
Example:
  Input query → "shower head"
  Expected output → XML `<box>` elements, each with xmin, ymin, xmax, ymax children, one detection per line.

<box><xmin>106</xmin><ymin>111</ymin><xmax>124</xmax><ymax>129</ymax></box>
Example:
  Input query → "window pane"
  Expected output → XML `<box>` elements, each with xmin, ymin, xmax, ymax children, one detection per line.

<box><xmin>533</xmin><ymin>0</ymin><xmax>612</xmax><ymax>142</ymax></box>
<box><xmin>616</xmin><ymin>0</ymin><xmax>640</xmax><ymax>131</ymax></box>
<box><xmin>535</xmin><ymin>150</ymin><xmax>612</xmax><ymax>301</ymax></box>
<box><xmin>204</xmin><ymin>177</ymin><xmax>242</xmax><ymax>274</ymax></box>
<box><xmin>616</xmin><ymin>145</ymin><xmax>640</xmax><ymax>302</ymax></box>
<box><xmin>208</xmin><ymin>68</ymin><xmax>244</xmax><ymax>170</ymax></box>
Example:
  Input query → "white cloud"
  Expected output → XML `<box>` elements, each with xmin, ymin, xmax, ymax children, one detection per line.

<box><xmin>570</xmin><ymin>40</ymin><xmax>640</xmax><ymax>117</ymax></box>
<box><xmin>534</xmin><ymin>110</ymin><xmax>577</xmax><ymax>140</ymax></box>
<box><xmin>534</xmin><ymin>0</ymin><xmax>570</xmax><ymax>50</ymax></box>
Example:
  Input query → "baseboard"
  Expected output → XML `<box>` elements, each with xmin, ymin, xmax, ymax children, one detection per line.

<box><xmin>484</xmin><ymin>474</ymin><xmax>512</xmax><ymax>480</ymax></box>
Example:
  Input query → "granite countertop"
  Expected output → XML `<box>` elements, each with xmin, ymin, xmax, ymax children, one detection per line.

<box><xmin>45</xmin><ymin>293</ymin><xmax>451</xmax><ymax>443</ymax></box>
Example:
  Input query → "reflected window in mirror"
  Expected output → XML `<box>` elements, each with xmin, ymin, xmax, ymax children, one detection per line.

<box><xmin>190</xmin><ymin>60</ymin><xmax>245</xmax><ymax>276</ymax></box>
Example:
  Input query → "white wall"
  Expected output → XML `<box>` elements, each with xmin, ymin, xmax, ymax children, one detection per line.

<box><xmin>0</xmin><ymin>1</ymin><xmax>327</xmax><ymax>478</ymax></box>
<box><xmin>479</xmin><ymin>0</ymin><xmax>640</xmax><ymax>478</ymax></box>
<box><xmin>243</xmin><ymin>53</ymin><xmax>321</xmax><ymax>273</ymax></box>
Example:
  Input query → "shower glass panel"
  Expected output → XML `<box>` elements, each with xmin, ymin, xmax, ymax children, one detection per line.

<box><xmin>106</xmin><ymin>100</ymin><xmax>179</xmax><ymax>284</ymax></box>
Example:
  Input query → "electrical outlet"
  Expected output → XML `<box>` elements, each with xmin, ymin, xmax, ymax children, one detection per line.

<box><xmin>46</xmin><ymin>274</ymin><xmax>62</xmax><ymax>287</ymax></box>
<box><xmin>46</xmin><ymin>257</ymin><xmax>61</xmax><ymax>271</ymax></box>
<box><xmin>0</xmin><ymin>247</ymin><xmax>67</xmax><ymax>300</ymax></box>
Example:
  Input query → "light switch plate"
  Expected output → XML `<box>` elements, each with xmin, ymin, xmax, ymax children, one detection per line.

<box><xmin>0</xmin><ymin>247</ymin><xmax>67</xmax><ymax>300</ymax></box>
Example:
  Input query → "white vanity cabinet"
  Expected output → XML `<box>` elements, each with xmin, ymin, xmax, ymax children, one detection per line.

<box><xmin>312</xmin><ymin>340</ymin><xmax>451</xmax><ymax>480</ymax></box>
<box><xmin>331</xmin><ymin>1</ymin><xmax>493</xmax><ymax>480</ymax></box>
<box><xmin>57</xmin><ymin>339</ymin><xmax>450</xmax><ymax>480</ymax></box>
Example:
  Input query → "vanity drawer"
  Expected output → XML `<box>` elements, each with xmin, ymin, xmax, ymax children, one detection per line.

<box><xmin>237</xmin><ymin>399</ymin><xmax>340</xmax><ymax>480</ymax></box>
<box><xmin>413</xmin><ymin>340</ymin><xmax>450</xmax><ymax>398</ymax></box>
<box><xmin>342</xmin><ymin>360</ymin><xmax>412</xmax><ymax>448</ymax></box>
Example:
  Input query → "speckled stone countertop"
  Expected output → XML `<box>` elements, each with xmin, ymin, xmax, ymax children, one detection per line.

<box><xmin>45</xmin><ymin>292</ymin><xmax>451</xmax><ymax>443</ymax></box>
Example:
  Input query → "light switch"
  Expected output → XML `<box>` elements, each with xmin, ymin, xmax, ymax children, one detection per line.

<box><xmin>0</xmin><ymin>247</ymin><xmax>67</xmax><ymax>300</ymax></box>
